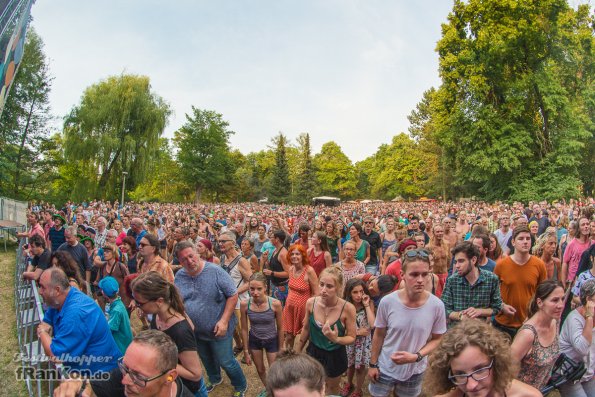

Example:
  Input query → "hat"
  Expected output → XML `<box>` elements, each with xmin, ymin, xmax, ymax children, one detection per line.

<box><xmin>80</xmin><ymin>236</ymin><xmax>95</xmax><ymax>247</ymax></box>
<box><xmin>98</xmin><ymin>276</ymin><xmax>119</xmax><ymax>298</ymax></box>
<box><xmin>398</xmin><ymin>239</ymin><xmax>417</xmax><ymax>254</ymax></box>
<box><xmin>86</xmin><ymin>226</ymin><xmax>96</xmax><ymax>235</ymax></box>
<box><xmin>198</xmin><ymin>238</ymin><xmax>212</xmax><ymax>251</ymax></box>
<box><xmin>52</xmin><ymin>214</ymin><xmax>66</xmax><ymax>225</ymax></box>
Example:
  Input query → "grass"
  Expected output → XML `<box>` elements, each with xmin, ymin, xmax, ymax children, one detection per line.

<box><xmin>0</xmin><ymin>248</ymin><xmax>28</xmax><ymax>397</ymax></box>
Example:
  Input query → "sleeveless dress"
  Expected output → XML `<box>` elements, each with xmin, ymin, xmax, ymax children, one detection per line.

<box><xmin>247</xmin><ymin>297</ymin><xmax>278</xmax><ymax>350</ymax></box>
<box><xmin>308</xmin><ymin>249</ymin><xmax>327</xmax><ymax>276</ymax></box>
<box><xmin>517</xmin><ymin>323</ymin><xmax>560</xmax><ymax>390</ymax></box>
<box><xmin>381</xmin><ymin>236</ymin><xmax>396</xmax><ymax>257</ymax></box>
<box><xmin>283</xmin><ymin>268</ymin><xmax>312</xmax><ymax>336</ymax></box>
<box><xmin>346</xmin><ymin>306</ymin><xmax>371</xmax><ymax>368</ymax></box>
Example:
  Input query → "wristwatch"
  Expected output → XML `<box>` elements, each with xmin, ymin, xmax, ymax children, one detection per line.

<box><xmin>415</xmin><ymin>352</ymin><xmax>423</xmax><ymax>362</ymax></box>
<box><xmin>369</xmin><ymin>362</ymin><xmax>379</xmax><ymax>369</ymax></box>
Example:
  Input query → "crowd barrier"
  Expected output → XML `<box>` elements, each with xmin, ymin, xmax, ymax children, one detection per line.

<box><xmin>14</xmin><ymin>237</ymin><xmax>56</xmax><ymax>397</ymax></box>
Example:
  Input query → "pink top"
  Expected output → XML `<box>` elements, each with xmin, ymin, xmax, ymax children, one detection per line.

<box><xmin>115</xmin><ymin>231</ymin><xmax>127</xmax><ymax>246</ymax></box>
<box><xmin>30</xmin><ymin>224</ymin><xmax>45</xmax><ymax>240</ymax></box>
<box><xmin>564</xmin><ymin>238</ymin><xmax>594</xmax><ymax>281</ymax></box>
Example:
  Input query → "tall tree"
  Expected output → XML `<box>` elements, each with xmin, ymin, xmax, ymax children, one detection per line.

<box><xmin>63</xmin><ymin>74</ymin><xmax>171</xmax><ymax>200</ymax></box>
<box><xmin>294</xmin><ymin>133</ymin><xmax>317</xmax><ymax>203</ymax></box>
<box><xmin>0</xmin><ymin>28</ymin><xmax>52</xmax><ymax>199</ymax></box>
<box><xmin>313</xmin><ymin>141</ymin><xmax>357</xmax><ymax>199</ymax></box>
<box><xmin>432</xmin><ymin>0</ymin><xmax>594</xmax><ymax>201</ymax></box>
<box><xmin>174</xmin><ymin>107</ymin><xmax>234</xmax><ymax>203</ymax></box>
<box><xmin>269</xmin><ymin>132</ymin><xmax>291</xmax><ymax>203</ymax></box>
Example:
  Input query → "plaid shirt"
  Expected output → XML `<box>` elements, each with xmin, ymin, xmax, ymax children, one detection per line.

<box><xmin>441</xmin><ymin>269</ymin><xmax>502</xmax><ymax>325</ymax></box>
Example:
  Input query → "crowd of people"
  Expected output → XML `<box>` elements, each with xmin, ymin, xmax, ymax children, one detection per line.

<box><xmin>17</xmin><ymin>198</ymin><xmax>595</xmax><ymax>397</ymax></box>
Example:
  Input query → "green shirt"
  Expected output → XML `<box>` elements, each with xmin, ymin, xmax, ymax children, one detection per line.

<box><xmin>441</xmin><ymin>269</ymin><xmax>503</xmax><ymax>327</ymax></box>
<box><xmin>106</xmin><ymin>297</ymin><xmax>133</xmax><ymax>355</ymax></box>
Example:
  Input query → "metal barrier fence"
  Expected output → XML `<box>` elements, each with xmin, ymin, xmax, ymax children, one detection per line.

<box><xmin>13</xmin><ymin>236</ymin><xmax>56</xmax><ymax>397</ymax></box>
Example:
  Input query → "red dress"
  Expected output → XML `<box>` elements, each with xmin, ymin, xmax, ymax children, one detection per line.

<box><xmin>308</xmin><ymin>249</ymin><xmax>326</xmax><ymax>276</ymax></box>
<box><xmin>283</xmin><ymin>267</ymin><xmax>312</xmax><ymax>336</ymax></box>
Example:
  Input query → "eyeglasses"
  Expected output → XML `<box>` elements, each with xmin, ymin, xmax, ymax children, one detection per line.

<box><xmin>218</xmin><ymin>239</ymin><xmax>233</xmax><ymax>244</ymax></box>
<box><xmin>403</xmin><ymin>249</ymin><xmax>430</xmax><ymax>259</ymax></box>
<box><xmin>138</xmin><ymin>243</ymin><xmax>149</xmax><ymax>248</ymax></box>
<box><xmin>448</xmin><ymin>360</ymin><xmax>494</xmax><ymax>385</ymax></box>
<box><xmin>118</xmin><ymin>357</ymin><xmax>171</xmax><ymax>388</ymax></box>
<box><xmin>364</xmin><ymin>221</ymin><xmax>374</xmax><ymax>224</ymax></box>
<box><xmin>134</xmin><ymin>298</ymin><xmax>153</xmax><ymax>309</ymax></box>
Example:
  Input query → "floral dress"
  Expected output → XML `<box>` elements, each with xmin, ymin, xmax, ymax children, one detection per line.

<box><xmin>346</xmin><ymin>306</ymin><xmax>371</xmax><ymax>368</ymax></box>
<box><xmin>518</xmin><ymin>323</ymin><xmax>560</xmax><ymax>390</ymax></box>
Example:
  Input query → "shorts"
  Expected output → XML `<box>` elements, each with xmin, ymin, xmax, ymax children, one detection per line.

<box><xmin>368</xmin><ymin>370</ymin><xmax>423</xmax><ymax>397</ymax></box>
<box><xmin>248</xmin><ymin>334</ymin><xmax>279</xmax><ymax>353</ymax></box>
<box><xmin>306</xmin><ymin>342</ymin><xmax>347</xmax><ymax>378</ymax></box>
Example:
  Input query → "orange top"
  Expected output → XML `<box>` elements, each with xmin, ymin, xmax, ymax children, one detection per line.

<box><xmin>494</xmin><ymin>255</ymin><xmax>547</xmax><ymax>328</ymax></box>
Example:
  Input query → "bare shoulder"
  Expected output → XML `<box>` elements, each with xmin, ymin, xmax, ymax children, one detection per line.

<box><xmin>271</xmin><ymin>298</ymin><xmax>283</xmax><ymax>311</ymax></box>
<box><xmin>508</xmin><ymin>379</ymin><xmax>542</xmax><ymax>397</ymax></box>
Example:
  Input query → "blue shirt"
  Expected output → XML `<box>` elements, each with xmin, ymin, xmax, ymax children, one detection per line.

<box><xmin>479</xmin><ymin>258</ymin><xmax>496</xmax><ymax>273</ymax></box>
<box><xmin>43</xmin><ymin>287</ymin><xmax>122</xmax><ymax>374</ymax></box>
<box><xmin>175</xmin><ymin>262</ymin><xmax>238</xmax><ymax>341</ymax></box>
<box><xmin>135</xmin><ymin>230</ymin><xmax>147</xmax><ymax>248</ymax></box>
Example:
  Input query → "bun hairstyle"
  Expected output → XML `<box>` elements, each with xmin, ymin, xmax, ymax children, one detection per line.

<box><xmin>249</xmin><ymin>272</ymin><xmax>268</xmax><ymax>285</ymax></box>
<box><xmin>319</xmin><ymin>265</ymin><xmax>344</xmax><ymax>295</ymax></box>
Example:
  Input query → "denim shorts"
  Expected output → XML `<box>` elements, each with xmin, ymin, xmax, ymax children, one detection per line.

<box><xmin>368</xmin><ymin>370</ymin><xmax>423</xmax><ymax>397</ymax></box>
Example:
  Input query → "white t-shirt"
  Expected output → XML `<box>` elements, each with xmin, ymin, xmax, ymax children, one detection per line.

<box><xmin>375</xmin><ymin>291</ymin><xmax>447</xmax><ymax>381</ymax></box>
<box><xmin>494</xmin><ymin>228</ymin><xmax>512</xmax><ymax>250</ymax></box>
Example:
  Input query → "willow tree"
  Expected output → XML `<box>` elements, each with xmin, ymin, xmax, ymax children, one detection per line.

<box><xmin>63</xmin><ymin>74</ymin><xmax>171</xmax><ymax>200</ymax></box>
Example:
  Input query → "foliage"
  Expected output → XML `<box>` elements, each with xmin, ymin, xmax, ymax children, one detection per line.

<box><xmin>173</xmin><ymin>107</ymin><xmax>235</xmax><ymax>203</ymax></box>
<box><xmin>269</xmin><ymin>133</ymin><xmax>291</xmax><ymax>203</ymax></box>
<box><xmin>294</xmin><ymin>133</ymin><xmax>318</xmax><ymax>203</ymax></box>
<box><xmin>63</xmin><ymin>74</ymin><xmax>171</xmax><ymax>201</ymax></box>
<box><xmin>129</xmin><ymin>138</ymin><xmax>188</xmax><ymax>202</ymax></box>
<box><xmin>0</xmin><ymin>28</ymin><xmax>53</xmax><ymax>200</ymax></box>
<box><xmin>429</xmin><ymin>0</ymin><xmax>594</xmax><ymax>201</ymax></box>
<box><xmin>313</xmin><ymin>141</ymin><xmax>357</xmax><ymax>199</ymax></box>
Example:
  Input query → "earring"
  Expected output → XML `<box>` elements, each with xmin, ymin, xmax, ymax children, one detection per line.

<box><xmin>167</xmin><ymin>375</ymin><xmax>173</xmax><ymax>382</ymax></box>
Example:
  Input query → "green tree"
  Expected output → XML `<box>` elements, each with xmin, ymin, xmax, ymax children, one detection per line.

<box><xmin>432</xmin><ymin>0</ymin><xmax>594</xmax><ymax>201</ymax></box>
<box><xmin>313</xmin><ymin>141</ymin><xmax>357</xmax><ymax>199</ymax></box>
<box><xmin>173</xmin><ymin>107</ymin><xmax>234</xmax><ymax>203</ymax></box>
<box><xmin>269</xmin><ymin>132</ymin><xmax>291</xmax><ymax>203</ymax></box>
<box><xmin>63</xmin><ymin>74</ymin><xmax>171</xmax><ymax>200</ymax></box>
<box><xmin>0</xmin><ymin>28</ymin><xmax>52</xmax><ymax>199</ymax></box>
<box><xmin>129</xmin><ymin>138</ymin><xmax>188</xmax><ymax>202</ymax></box>
<box><xmin>294</xmin><ymin>133</ymin><xmax>318</xmax><ymax>203</ymax></box>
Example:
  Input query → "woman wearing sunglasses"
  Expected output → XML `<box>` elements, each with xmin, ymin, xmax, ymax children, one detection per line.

<box><xmin>131</xmin><ymin>271</ymin><xmax>208</xmax><ymax>397</ymax></box>
<box><xmin>423</xmin><ymin>319</ymin><xmax>540</xmax><ymax>397</ymax></box>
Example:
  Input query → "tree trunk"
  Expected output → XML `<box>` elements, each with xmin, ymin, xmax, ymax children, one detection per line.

<box><xmin>13</xmin><ymin>98</ymin><xmax>36</xmax><ymax>197</ymax></box>
<box><xmin>97</xmin><ymin>145</ymin><xmax>123</xmax><ymax>197</ymax></box>
<box><xmin>195</xmin><ymin>185</ymin><xmax>202</xmax><ymax>204</ymax></box>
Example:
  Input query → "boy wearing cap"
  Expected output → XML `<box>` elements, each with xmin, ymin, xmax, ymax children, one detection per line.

<box><xmin>48</xmin><ymin>214</ymin><xmax>66</xmax><ymax>252</ymax></box>
<box><xmin>99</xmin><ymin>276</ymin><xmax>133</xmax><ymax>355</ymax></box>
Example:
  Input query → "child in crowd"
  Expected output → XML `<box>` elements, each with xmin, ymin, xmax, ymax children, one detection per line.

<box><xmin>98</xmin><ymin>276</ymin><xmax>133</xmax><ymax>355</ymax></box>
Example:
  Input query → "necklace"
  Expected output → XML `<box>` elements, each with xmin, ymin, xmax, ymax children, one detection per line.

<box><xmin>321</xmin><ymin>297</ymin><xmax>339</xmax><ymax>322</ymax></box>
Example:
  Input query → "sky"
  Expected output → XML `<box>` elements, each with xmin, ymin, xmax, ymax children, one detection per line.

<box><xmin>31</xmin><ymin>0</ymin><xmax>454</xmax><ymax>162</ymax></box>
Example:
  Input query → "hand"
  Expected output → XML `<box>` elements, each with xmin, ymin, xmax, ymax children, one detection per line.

<box><xmin>37</xmin><ymin>323</ymin><xmax>51</xmax><ymax>337</ymax></box>
<box><xmin>390</xmin><ymin>351</ymin><xmax>417</xmax><ymax>365</ymax></box>
<box><xmin>263</xmin><ymin>268</ymin><xmax>273</xmax><ymax>277</ymax></box>
<box><xmin>53</xmin><ymin>379</ymin><xmax>84</xmax><ymax>397</ymax></box>
<box><xmin>362</xmin><ymin>294</ymin><xmax>370</xmax><ymax>306</ymax></box>
<box><xmin>322</xmin><ymin>320</ymin><xmax>339</xmax><ymax>343</ymax></box>
<box><xmin>501</xmin><ymin>304</ymin><xmax>516</xmax><ymax>316</ymax></box>
<box><xmin>462</xmin><ymin>307</ymin><xmax>481</xmax><ymax>319</ymax></box>
<box><xmin>585</xmin><ymin>301</ymin><xmax>595</xmax><ymax>318</ymax></box>
<box><xmin>356</xmin><ymin>327</ymin><xmax>371</xmax><ymax>337</ymax></box>
<box><xmin>213</xmin><ymin>320</ymin><xmax>228</xmax><ymax>337</ymax></box>
<box><xmin>368</xmin><ymin>367</ymin><xmax>379</xmax><ymax>383</ymax></box>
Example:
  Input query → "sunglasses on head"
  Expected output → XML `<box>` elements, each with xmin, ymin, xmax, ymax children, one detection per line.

<box><xmin>403</xmin><ymin>249</ymin><xmax>430</xmax><ymax>259</ymax></box>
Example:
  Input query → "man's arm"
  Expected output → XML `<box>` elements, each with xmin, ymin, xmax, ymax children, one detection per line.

<box><xmin>213</xmin><ymin>293</ymin><xmax>238</xmax><ymax>338</ymax></box>
<box><xmin>237</xmin><ymin>258</ymin><xmax>252</xmax><ymax>295</ymax></box>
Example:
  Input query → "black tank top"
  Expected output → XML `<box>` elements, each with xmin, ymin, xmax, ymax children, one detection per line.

<box><xmin>269</xmin><ymin>248</ymin><xmax>288</xmax><ymax>286</ymax></box>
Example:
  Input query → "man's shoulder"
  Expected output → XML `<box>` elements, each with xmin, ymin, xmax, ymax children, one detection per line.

<box><xmin>478</xmin><ymin>268</ymin><xmax>498</xmax><ymax>282</ymax></box>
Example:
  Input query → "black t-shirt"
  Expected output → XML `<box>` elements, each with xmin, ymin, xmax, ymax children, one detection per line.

<box><xmin>91</xmin><ymin>368</ymin><xmax>194</xmax><ymax>397</ymax></box>
<box><xmin>57</xmin><ymin>242</ymin><xmax>91</xmax><ymax>276</ymax></box>
<box><xmin>32</xmin><ymin>249</ymin><xmax>51</xmax><ymax>271</ymax></box>
<box><xmin>150</xmin><ymin>317</ymin><xmax>200</xmax><ymax>393</ymax></box>
<box><xmin>361</xmin><ymin>230</ymin><xmax>383</xmax><ymax>264</ymax></box>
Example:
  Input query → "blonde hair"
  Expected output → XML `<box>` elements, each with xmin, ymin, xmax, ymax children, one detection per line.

<box><xmin>319</xmin><ymin>265</ymin><xmax>344</xmax><ymax>295</ymax></box>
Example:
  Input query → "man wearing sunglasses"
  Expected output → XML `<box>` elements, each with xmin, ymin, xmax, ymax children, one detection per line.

<box><xmin>53</xmin><ymin>330</ymin><xmax>193</xmax><ymax>397</ymax></box>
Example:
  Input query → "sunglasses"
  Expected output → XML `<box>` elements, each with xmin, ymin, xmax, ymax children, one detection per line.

<box><xmin>118</xmin><ymin>357</ymin><xmax>171</xmax><ymax>388</ymax></box>
<box><xmin>403</xmin><ymin>249</ymin><xmax>430</xmax><ymax>259</ymax></box>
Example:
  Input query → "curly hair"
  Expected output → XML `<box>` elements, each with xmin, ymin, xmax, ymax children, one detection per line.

<box><xmin>423</xmin><ymin>319</ymin><xmax>517</xmax><ymax>396</ymax></box>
